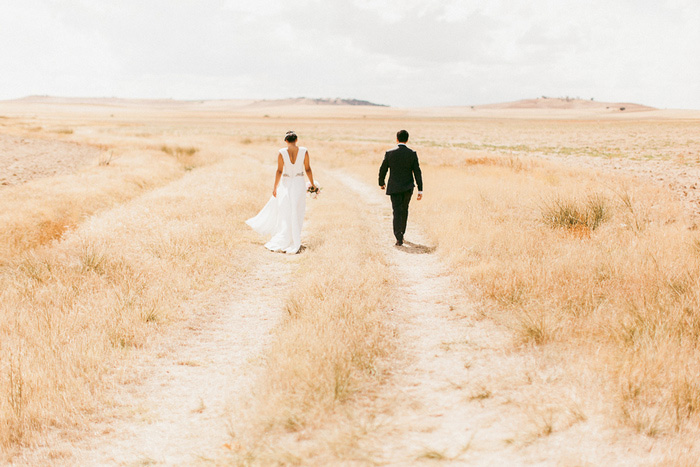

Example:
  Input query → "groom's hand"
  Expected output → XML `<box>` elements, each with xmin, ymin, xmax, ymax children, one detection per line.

<box><xmin>417</xmin><ymin>193</ymin><xmax>422</xmax><ymax>201</ymax></box>
<box><xmin>380</xmin><ymin>185</ymin><xmax>385</xmax><ymax>190</ymax></box>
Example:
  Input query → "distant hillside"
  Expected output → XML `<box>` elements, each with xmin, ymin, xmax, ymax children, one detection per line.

<box><xmin>247</xmin><ymin>97</ymin><xmax>388</xmax><ymax>107</ymax></box>
<box><xmin>8</xmin><ymin>96</ymin><xmax>195</xmax><ymax>107</ymax></box>
<box><xmin>476</xmin><ymin>97</ymin><xmax>655</xmax><ymax>112</ymax></box>
<box><xmin>6</xmin><ymin>95</ymin><xmax>388</xmax><ymax>108</ymax></box>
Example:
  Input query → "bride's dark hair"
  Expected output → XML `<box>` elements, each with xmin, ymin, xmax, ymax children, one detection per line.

<box><xmin>284</xmin><ymin>131</ymin><xmax>298</xmax><ymax>143</ymax></box>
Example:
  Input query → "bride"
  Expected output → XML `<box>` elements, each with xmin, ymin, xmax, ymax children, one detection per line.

<box><xmin>246</xmin><ymin>131</ymin><xmax>316</xmax><ymax>254</ymax></box>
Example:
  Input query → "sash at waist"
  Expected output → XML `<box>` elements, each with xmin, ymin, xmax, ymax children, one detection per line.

<box><xmin>283</xmin><ymin>172</ymin><xmax>304</xmax><ymax>177</ymax></box>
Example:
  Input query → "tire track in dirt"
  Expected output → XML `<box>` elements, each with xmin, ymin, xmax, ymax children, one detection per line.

<box><xmin>336</xmin><ymin>169</ymin><xmax>662</xmax><ymax>466</ymax></box>
<box><xmin>13</xmin><ymin>250</ymin><xmax>294</xmax><ymax>466</ymax></box>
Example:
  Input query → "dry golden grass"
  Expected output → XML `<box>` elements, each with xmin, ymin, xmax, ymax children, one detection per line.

<box><xmin>3</xmin><ymin>101</ymin><xmax>700</xmax><ymax>462</ymax></box>
<box><xmin>0</xmin><ymin>145</ymin><xmax>268</xmax><ymax>458</ymax></box>
<box><xmin>0</xmin><ymin>151</ymin><xmax>182</xmax><ymax>263</ymax></box>
<box><xmin>0</xmin><ymin>107</ymin><xmax>285</xmax><ymax>458</ymax></box>
<box><xmin>0</xmin><ymin>108</ymin><xmax>247</xmax><ymax>266</ymax></box>
<box><xmin>207</xmin><ymin>111</ymin><xmax>700</xmax><ymax>460</ymax></box>
<box><xmin>409</xmin><ymin>156</ymin><xmax>700</xmax><ymax>437</ymax></box>
<box><xmin>227</xmin><ymin>172</ymin><xmax>394</xmax><ymax>465</ymax></box>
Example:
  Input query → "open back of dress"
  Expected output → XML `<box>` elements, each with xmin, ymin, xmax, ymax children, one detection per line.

<box><xmin>245</xmin><ymin>147</ymin><xmax>307</xmax><ymax>254</ymax></box>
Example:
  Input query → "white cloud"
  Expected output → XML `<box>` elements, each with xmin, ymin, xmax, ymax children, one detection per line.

<box><xmin>0</xmin><ymin>0</ymin><xmax>698</xmax><ymax>108</ymax></box>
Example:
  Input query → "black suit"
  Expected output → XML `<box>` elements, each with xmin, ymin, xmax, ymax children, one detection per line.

<box><xmin>378</xmin><ymin>144</ymin><xmax>423</xmax><ymax>243</ymax></box>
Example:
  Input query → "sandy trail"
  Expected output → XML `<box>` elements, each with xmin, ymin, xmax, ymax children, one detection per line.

<box><xmin>337</xmin><ymin>170</ymin><xmax>661</xmax><ymax>465</ymax></box>
<box><xmin>11</xmin><ymin>162</ymin><xmax>667</xmax><ymax>465</ymax></box>
<box><xmin>14</xmin><ymin>250</ymin><xmax>293</xmax><ymax>466</ymax></box>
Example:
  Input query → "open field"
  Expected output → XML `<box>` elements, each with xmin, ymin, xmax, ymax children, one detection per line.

<box><xmin>2</xmin><ymin>98</ymin><xmax>700</xmax><ymax>465</ymax></box>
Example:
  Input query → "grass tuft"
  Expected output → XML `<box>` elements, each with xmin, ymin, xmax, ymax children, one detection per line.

<box><xmin>541</xmin><ymin>194</ymin><xmax>609</xmax><ymax>234</ymax></box>
<box><xmin>98</xmin><ymin>150</ymin><xmax>115</xmax><ymax>166</ymax></box>
<box><xmin>517</xmin><ymin>311</ymin><xmax>556</xmax><ymax>346</ymax></box>
<box><xmin>160</xmin><ymin>145</ymin><xmax>198</xmax><ymax>158</ymax></box>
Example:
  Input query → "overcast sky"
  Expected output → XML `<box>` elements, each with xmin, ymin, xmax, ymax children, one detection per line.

<box><xmin>1</xmin><ymin>0</ymin><xmax>699</xmax><ymax>108</ymax></box>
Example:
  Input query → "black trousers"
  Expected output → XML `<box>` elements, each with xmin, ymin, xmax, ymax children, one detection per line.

<box><xmin>390</xmin><ymin>189</ymin><xmax>413</xmax><ymax>242</ymax></box>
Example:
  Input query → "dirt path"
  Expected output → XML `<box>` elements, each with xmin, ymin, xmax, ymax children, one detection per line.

<box><xmin>337</xmin><ymin>170</ymin><xmax>662</xmax><ymax>465</ymax></box>
<box><xmin>12</xmin><ymin>163</ymin><xmax>668</xmax><ymax>466</ymax></box>
<box><xmin>14</xmin><ymin>250</ymin><xmax>294</xmax><ymax>466</ymax></box>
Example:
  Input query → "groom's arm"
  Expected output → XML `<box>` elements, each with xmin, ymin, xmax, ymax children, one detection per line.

<box><xmin>413</xmin><ymin>152</ymin><xmax>423</xmax><ymax>200</ymax></box>
<box><xmin>378</xmin><ymin>153</ymin><xmax>389</xmax><ymax>189</ymax></box>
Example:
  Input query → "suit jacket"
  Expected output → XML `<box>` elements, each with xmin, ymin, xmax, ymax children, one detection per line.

<box><xmin>378</xmin><ymin>144</ymin><xmax>423</xmax><ymax>195</ymax></box>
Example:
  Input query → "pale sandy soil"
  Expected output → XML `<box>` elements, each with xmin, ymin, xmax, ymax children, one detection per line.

<box><xmin>337</xmin><ymin>171</ymin><xmax>663</xmax><ymax>466</ymax></box>
<box><xmin>0</xmin><ymin>133</ymin><xmax>99</xmax><ymax>186</ymax></box>
<box><xmin>12</xmin><ymin>249</ymin><xmax>294</xmax><ymax>466</ymax></box>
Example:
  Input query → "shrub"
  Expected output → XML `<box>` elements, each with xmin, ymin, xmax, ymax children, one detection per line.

<box><xmin>160</xmin><ymin>145</ymin><xmax>198</xmax><ymax>158</ymax></box>
<box><xmin>541</xmin><ymin>194</ymin><xmax>609</xmax><ymax>234</ymax></box>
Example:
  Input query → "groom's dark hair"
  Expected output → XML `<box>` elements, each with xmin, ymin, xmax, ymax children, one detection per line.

<box><xmin>397</xmin><ymin>130</ymin><xmax>409</xmax><ymax>143</ymax></box>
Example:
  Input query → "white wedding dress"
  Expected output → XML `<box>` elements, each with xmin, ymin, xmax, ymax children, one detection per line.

<box><xmin>246</xmin><ymin>147</ymin><xmax>307</xmax><ymax>254</ymax></box>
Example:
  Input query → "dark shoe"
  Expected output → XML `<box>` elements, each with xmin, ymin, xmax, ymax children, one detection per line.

<box><xmin>395</xmin><ymin>240</ymin><xmax>403</xmax><ymax>246</ymax></box>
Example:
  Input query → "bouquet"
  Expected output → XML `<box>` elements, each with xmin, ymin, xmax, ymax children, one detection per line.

<box><xmin>307</xmin><ymin>181</ymin><xmax>322</xmax><ymax>199</ymax></box>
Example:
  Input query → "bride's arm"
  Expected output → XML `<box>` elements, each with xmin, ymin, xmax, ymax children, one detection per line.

<box><xmin>304</xmin><ymin>152</ymin><xmax>315</xmax><ymax>187</ymax></box>
<box><xmin>273</xmin><ymin>153</ymin><xmax>283</xmax><ymax>197</ymax></box>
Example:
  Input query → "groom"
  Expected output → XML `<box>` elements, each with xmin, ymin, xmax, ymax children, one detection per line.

<box><xmin>378</xmin><ymin>130</ymin><xmax>423</xmax><ymax>246</ymax></box>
